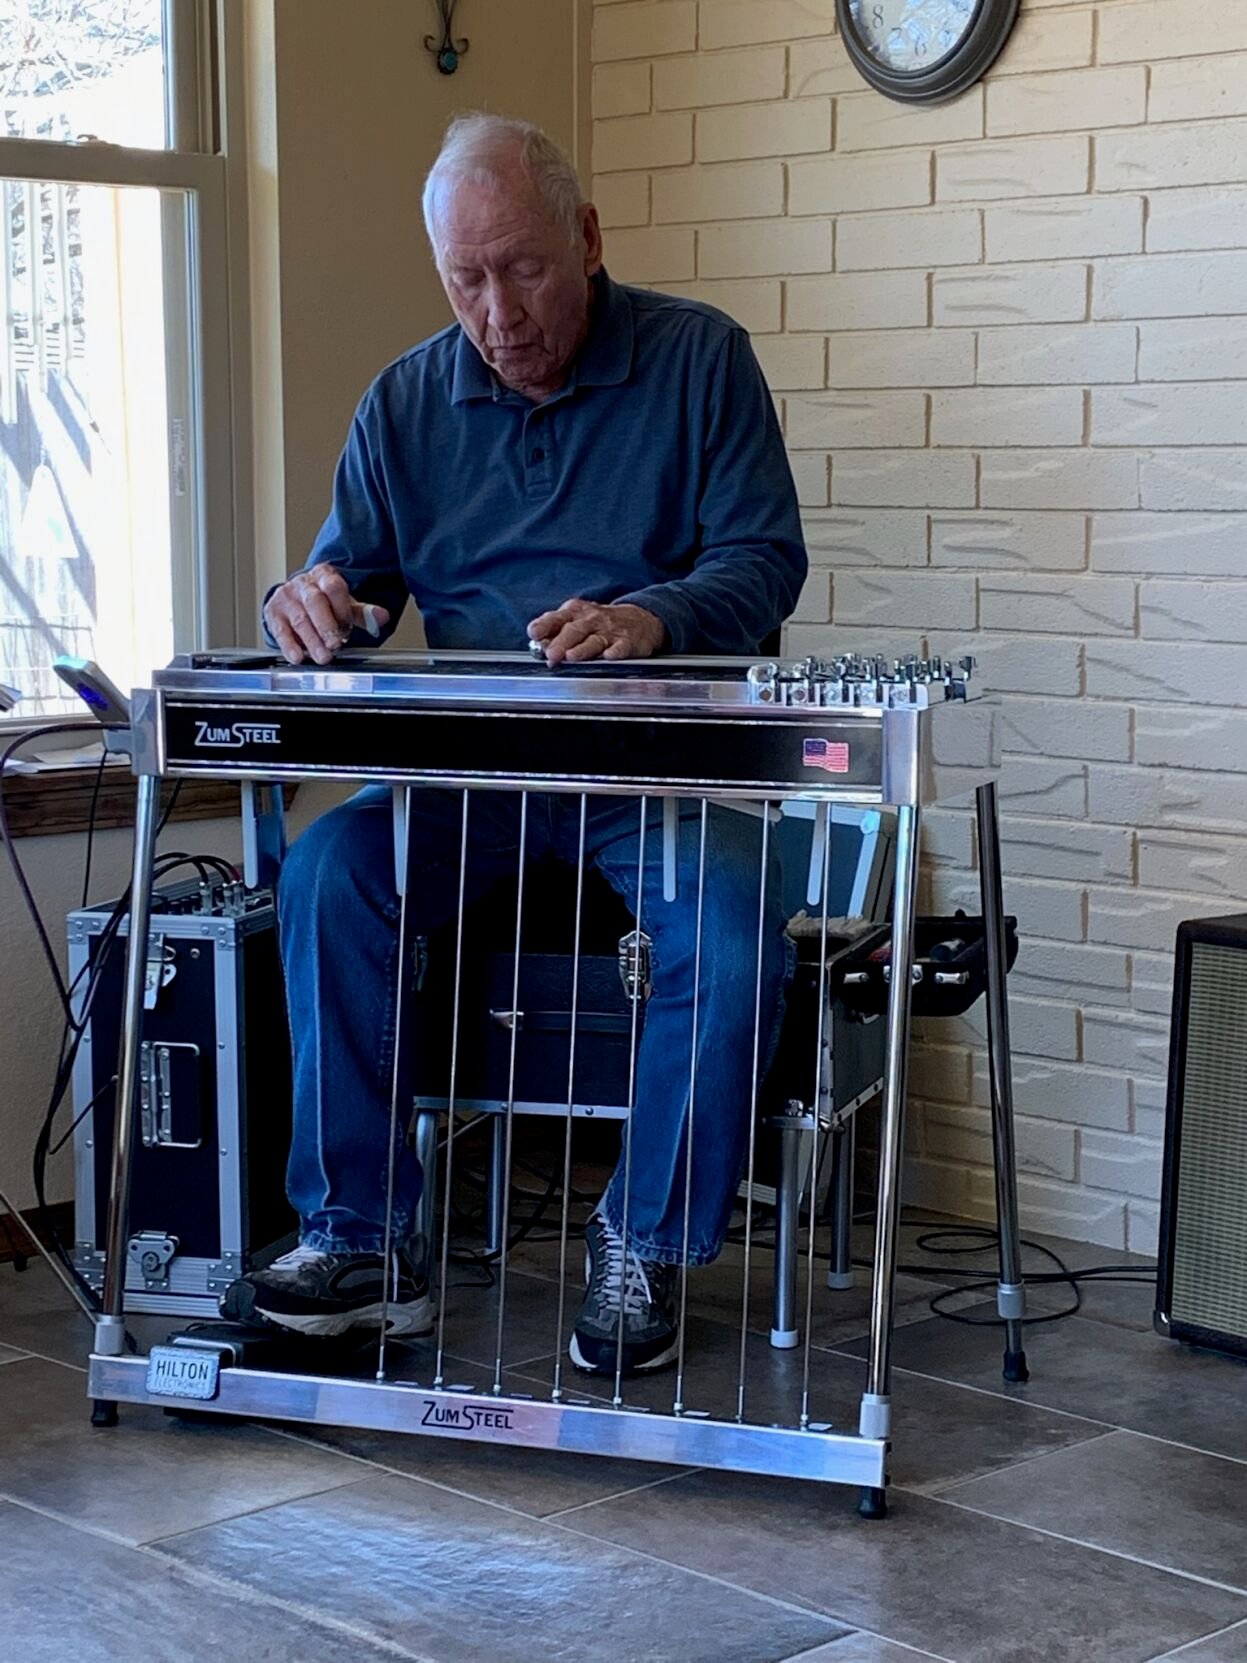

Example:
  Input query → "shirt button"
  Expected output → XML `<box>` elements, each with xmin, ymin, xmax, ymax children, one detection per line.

<box><xmin>531</xmin><ymin>448</ymin><xmax>545</xmax><ymax>462</ymax></box>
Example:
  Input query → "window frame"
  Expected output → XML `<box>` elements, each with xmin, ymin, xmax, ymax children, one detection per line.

<box><xmin>0</xmin><ymin>0</ymin><xmax>248</xmax><ymax>737</ymax></box>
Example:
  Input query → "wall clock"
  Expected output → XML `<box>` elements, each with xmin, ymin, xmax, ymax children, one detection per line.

<box><xmin>836</xmin><ymin>0</ymin><xmax>1020</xmax><ymax>104</ymax></box>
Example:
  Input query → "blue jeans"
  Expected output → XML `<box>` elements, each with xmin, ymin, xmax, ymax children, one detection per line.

<box><xmin>278</xmin><ymin>789</ymin><xmax>792</xmax><ymax>1267</ymax></box>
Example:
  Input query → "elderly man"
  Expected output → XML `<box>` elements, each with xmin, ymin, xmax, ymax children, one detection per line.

<box><xmin>223</xmin><ymin>114</ymin><xmax>806</xmax><ymax>1375</ymax></box>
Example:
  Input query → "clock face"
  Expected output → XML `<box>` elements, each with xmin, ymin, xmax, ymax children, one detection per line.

<box><xmin>847</xmin><ymin>0</ymin><xmax>979</xmax><ymax>75</ymax></box>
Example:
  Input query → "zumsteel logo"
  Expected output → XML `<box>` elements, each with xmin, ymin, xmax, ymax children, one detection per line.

<box><xmin>193</xmin><ymin>720</ymin><xmax>281</xmax><ymax>748</ymax></box>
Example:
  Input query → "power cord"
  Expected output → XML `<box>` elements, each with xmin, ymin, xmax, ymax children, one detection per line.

<box><xmin>725</xmin><ymin>1205</ymin><xmax>1156</xmax><ymax>1328</ymax></box>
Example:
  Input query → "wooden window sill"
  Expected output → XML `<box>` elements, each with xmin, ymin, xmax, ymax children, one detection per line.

<box><xmin>2</xmin><ymin>763</ymin><xmax>299</xmax><ymax>839</ymax></box>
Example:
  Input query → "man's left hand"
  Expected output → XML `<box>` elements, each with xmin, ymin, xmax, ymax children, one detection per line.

<box><xmin>528</xmin><ymin>598</ymin><xmax>667</xmax><ymax>666</ymax></box>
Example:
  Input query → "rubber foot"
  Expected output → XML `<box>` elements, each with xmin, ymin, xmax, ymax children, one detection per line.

<box><xmin>91</xmin><ymin>1399</ymin><xmax>118</xmax><ymax>1428</ymax></box>
<box><xmin>1003</xmin><ymin>1348</ymin><xmax>1030</xmax><ymax>1384</ymax></box>
<box><xmin>857</xmin><ymin>1485</ymin><xmax>887</xmax><ymax>1520</ymax></box>
<box><xmin>825</xmin><ymin>1270</ymin><xmax>855</xmax><ymax>1291</ymax></box>
<box><xmin>770</xmin><ymin>1327</ymin><xmax>799</xmax><ymax>1350</ymax></box>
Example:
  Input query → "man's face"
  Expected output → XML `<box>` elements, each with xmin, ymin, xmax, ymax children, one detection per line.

<box><xmin>434</xmin><ymin>170</ymin><xmax>603</xmax><ymax>401</ymax></box>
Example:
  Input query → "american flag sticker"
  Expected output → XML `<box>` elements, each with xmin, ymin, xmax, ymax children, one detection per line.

<box><xmin>802</xmin><ymin>737</ymin><xmax>850</xmax><ymax>774</ymax></box>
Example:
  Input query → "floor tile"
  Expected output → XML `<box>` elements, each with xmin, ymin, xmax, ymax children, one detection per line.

<box><xmin>782</xmin><ymin>1637</ymin><xmax>947</xmax><ymax>1662</ymax></box>
<box><xmin>0</xmin><ymin>1356</ymin><xmax>363</xmax><ymax>1545</ymax></box>
<box><xmin>0</xmin><ymin>1258</ymin><xmax>75</xmax><ymax>1317</ymax></box>
<box><xmin>835</xmin><ymin>1305</ymin><xmax>1247</xmax><ymax>1462</ymax></box>
<box><xmin>513</xmin><ymin>1312</ymin><xmax>1109</xmax><ymax>1495</ymax></box>
<box><xmin>0</xmin><ymin>1500</ymin><xmax>411</xmax><ymax>1663</ymax></box>
<box><xmin>0</xmin><ymin>1303</ymin><xmax>171</xmax><ymax>1369</ymax></box>
<box><xmin>510</xmin><ymin>1231</ymin><xmax>980</xmax><ymax>1349</ymax></box>
<box><xmin>296</xmin><ymin>1418</ymin><xmax>692</xmax><ymax>1518</ymax></box>
<box><xmin>1153</xmin><ymin>1620</ymin><xmax>1247</xmax><ymax>1661</ymax></box>
<box><xmin>1022</xmin><ymin>1271</ymin><xmax>1158</xmax><ymax>1333</ymax></box>
<box><xmin>561</xmin><ymin>1472</ymin><xmax>1247</xmax><ymax>1663</ymax></box>
<box><xmin>684</xmin><ymin>1248</ymin><xmax>985</xmax><ymax>1348</ymax></box>
<box><xmin>158</xmin><ymin>1470</ymin><xmax>845</xmax><ymax>1663</ymax></box>
<box><xmin>942</xmin><ymin>1430</ymin><xmax>1247</xmax><ymax>1591</ymax></box>
<box><xmin>434</xmin><ymin>1263</ymin><xmax>581</xmax><ymax>1369</ymax></box>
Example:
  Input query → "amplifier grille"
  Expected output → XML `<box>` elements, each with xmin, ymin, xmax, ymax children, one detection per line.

<box><xmin>1171</xmin><ymin>942</ymin><xmax>1247</xmax><ymax>1340</ymax></box>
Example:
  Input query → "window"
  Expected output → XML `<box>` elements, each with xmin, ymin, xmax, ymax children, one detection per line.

<box><xmin>0</xmin><ymin>0</ymin><xmax>236</xmax><ymax>721</ymax></box>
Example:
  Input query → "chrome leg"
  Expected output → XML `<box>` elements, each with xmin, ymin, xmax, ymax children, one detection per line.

<box><xmin>826</xmin><ymin>1119</ymin><xmax>856</xmax><ymax>1292</ymax></box>
<box><xmin>485</xmin><ymin>1116</ymin><xmax>507</xmax><ymax>1259</ymax></box>
<box><xmin>770</xmin><ymin>1107</ymin><xmax>803</xmax><ymax>1350</ymax></box>
<box><xmin>976</xmin><ymin>780</ymin><xmax>1029</xmax><ymax>1384</ymax></box>
<box><xmin>95</xmin><ymin>772</ymin><xmax>162</xmax><ymax>1363</ymax></box>
<box><xmin>410</xmin><ymin>1109</ymin><xmax>439</xmax><ymax>1289</ymax></box>
<box><xmin>858</xmin><ymin>800</ymin><xmax>921</xmax><ymax>1507</ymax></box>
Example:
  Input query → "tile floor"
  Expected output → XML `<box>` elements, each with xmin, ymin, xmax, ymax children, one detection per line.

<box><xmin>2</xmin><ymin>1223</ymin><xmax>1246</xmax><ymax>1663</ymax></box>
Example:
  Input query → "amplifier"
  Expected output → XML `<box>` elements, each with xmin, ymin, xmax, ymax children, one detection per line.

<box><xmin>69</xmin><ymin>878</ymin><xmax>294</xmax><ymax>1317</ymax></box>
<box><xmin>1156</xmin><ymin>914</ymin><xmax>1247</xmax><ymax>1359</ymax></box>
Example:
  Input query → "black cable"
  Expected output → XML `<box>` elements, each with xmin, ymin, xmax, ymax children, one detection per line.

<box><xmin>0</xmin><ymin>722</ymin><xmax>124</xmax><ymax>1019</ymax></box>
<box><xmin>723</xmin><ymin>1206</ymin><xmax>1156</xmax><ymax>1331</ymax></box>
<box><xmin>80</xmin><ymin>748</ymin><xmax>109</xmax><ymax>908</ymax></box>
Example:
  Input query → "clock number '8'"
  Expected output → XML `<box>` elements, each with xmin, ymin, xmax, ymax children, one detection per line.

<box><xmin>872</xmin><ymin>4</ymin><xmax>884</xmax><ymax>27</ymax></box>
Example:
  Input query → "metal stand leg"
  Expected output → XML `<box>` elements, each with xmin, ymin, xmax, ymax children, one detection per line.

<box><xmin>485</xmin><ymin>1115</ymin><xmax>507</xmax><ymax>1258</ymax></box>
<box><xmin>409</xmin><ymin>1109</ymin><xmax>439</xmax><ymax>1289</ymax></box>
<box><xmin>976</xmin><ymin>781</ymin><xmax>1029</xmax><ymax>1384</ymax></box>
<box><xmin>770</xmin><ymin>1107</ymin><xmax>802</xmax><ymax>1350</ymax></box>
<box><xmin>376</xmin><ymin>787</ymin><xmax>424</xmax><ymax>1380</ymax></box>
<box><xmin>93</xmin><ymin>772</ymin><xmax>162</xmax><ymax>1412</ymax></box>
<box><xmin>857</xmin><ymin>801</ymin><xmax>921</xmax><ymax>1518</ymax></box>
<box><xmin>826</xmin><ymin>1119</ymin><xmax>855</xmax><ymax>1291</ymax></box>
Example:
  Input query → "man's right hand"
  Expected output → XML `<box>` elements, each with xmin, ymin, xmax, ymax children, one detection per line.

<box><xmin>264</xmin><ymin>566</ymin><xmax>389</xmax><ymax>666</ymax></box>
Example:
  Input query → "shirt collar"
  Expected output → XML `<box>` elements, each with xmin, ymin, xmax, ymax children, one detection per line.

<box><xmin>449</xmin><ymin>267</ymin><xmax>635</xmax><ymax>405</ymax></box>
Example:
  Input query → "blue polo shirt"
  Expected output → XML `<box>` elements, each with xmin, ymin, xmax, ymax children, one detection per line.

<box><xmin>294</xmin><ymin>269</ymin><xmax>806</xmax><ymax>655</ymax></box>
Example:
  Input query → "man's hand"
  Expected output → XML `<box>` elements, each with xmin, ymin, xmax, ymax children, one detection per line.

<box><xmin>264</xmin><ymin>566</ymin><xmax>389</xmax><ymax>666</ymax></box>
<box><xmin>527</xmin><ymin>598</ymin><xmax>666</xmax><ymax>667</ymax></box>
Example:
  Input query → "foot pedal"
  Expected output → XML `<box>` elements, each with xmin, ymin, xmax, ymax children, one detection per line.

<box><xmin>167</xmin><ymin>1319</ymin><xmax>384</xmax><ymax>1372</ymax></box>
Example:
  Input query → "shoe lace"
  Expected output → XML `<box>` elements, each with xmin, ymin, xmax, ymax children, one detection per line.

<box><xmin>596</xmin><ymin>1220</ymin><xmax>654</xmax><ymax>1317</ymax></box>
<box><xmin>271</xmin><ymin>1243</ymin><xmax>331</xmax><ymax>1272</ymax></box>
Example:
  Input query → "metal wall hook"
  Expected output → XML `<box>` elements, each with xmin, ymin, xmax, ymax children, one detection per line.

<box><xmin>425</xmin><ymin>0</ymin><xmax>468</xmax><ymax>73</ymax></box>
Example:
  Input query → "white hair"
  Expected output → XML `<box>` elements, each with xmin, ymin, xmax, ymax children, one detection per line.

<box><xmin>422</xmin><ymin>114</ymin><xmax>585</xmax><ymax>256</ymax></box>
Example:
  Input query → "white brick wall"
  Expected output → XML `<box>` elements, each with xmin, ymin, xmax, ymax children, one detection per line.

<box><xmin>591</xmin><ymin>0</ymin><xmax>1247</xmax><ymax>1250</ymax></box>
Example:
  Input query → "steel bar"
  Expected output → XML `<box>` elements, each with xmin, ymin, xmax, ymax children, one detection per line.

<box><xmin>377</xmin><ymin>785</ymin><xmax>421</xmax><ymax>1380</ymax></box>
<box><xmin>410</xmin><ymin>1110</ymin><xmax>439</xmax><ymax>1287</ymax></box>
<box><xmin>736</xmin><ymin>804</ymin><xmax>772</xmax><ymax>1422</ymax></box>
<box><xmin>434</xmin><ymin>790</ymin><xmax>472</xmax><ymax>1387</ymax></box>
<box><xmin>96</xmin><ymin>771</ymin><xmax>162</xmax><ymax>1358</ymax></box>
<box><xmin>491</xmin><ymin>792</ymin><xmax>529</xmax><ymax>1395</ymax></box>
<box><xmin>89</xmin><ymin>1352</ymin><xmax>888</xmax><ymax>1487</ymax></box>
<box><xmin>826</xmin><ymin>1120</ymin><xmax>856</xmax><ymax>1292</ymax></box>
<box><xmin>485</xmin><ymin>1118</ymin><xmax>507</xmax><ymax>1258</ymax></box>
<box><xmin>672</xmin><ymin>799</ymin><xmax>708</xmax><ymax>1416</ymax></box>
<box><xmin>799</xmin><ymin>814</ymin><xmax>834</xmax><ymax>1427</ymax></box>
<box><xmin>551</xmin><ymin>795</ymin><xmax>588</xmax><ymax>1401</ymax></box>
<box><xmin>860</xmin><ymin>802</ymin><xmax>922</xmax><ymax>1441</ymax></box>
<box><xmin>613</xmin><ymin>798</ymin><xmax>648</xmax><ymax>1407</ymax></box>
<box><xmin>770</xmin><ymin>1112</ymin><xmax>802</xmax><ymax>1350</ymax></box>
<box><xmin>975</xmin><ymin>780</ymin><xmax>1029</xmax><ymax>1382</ymax></box>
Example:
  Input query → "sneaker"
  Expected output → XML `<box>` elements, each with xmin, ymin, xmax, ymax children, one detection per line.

<box><xmin>219</xmin><ymin>1244</ymin><xmax>434</xmax><ymax>1338</ymax></box>
<box><xmin>569</xmin><ymin>1214</ymin><xmax>679</xmax><ymax>1375</ymax></box>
